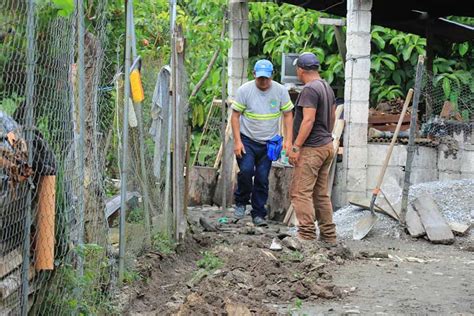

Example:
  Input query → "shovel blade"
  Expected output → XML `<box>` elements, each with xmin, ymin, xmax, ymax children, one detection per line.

<box><xmin>353</xmin><ymin>212</ymin><xmax>378</xmax><ymax>240</ymax></box>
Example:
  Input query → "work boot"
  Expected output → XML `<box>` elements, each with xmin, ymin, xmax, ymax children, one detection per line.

<box><xmin>252</xmin><ymin>216</ymin><xmax>268</xmax><ymax>227</ymax></box>
<box><xmin>318</xmin><ymin>239</ymin><xmax>337</xmax><ymax>249</ymax></box>
<box><xmin>233</xmin><ymin>205</ymin><xmax>246</xmax><ymax>220</ymax></box>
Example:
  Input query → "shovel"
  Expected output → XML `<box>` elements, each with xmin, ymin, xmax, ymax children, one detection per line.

<box><xmin>353</xmin><ymin>88</ymin><xmax>414</xmax><ymax>240</ymax></box>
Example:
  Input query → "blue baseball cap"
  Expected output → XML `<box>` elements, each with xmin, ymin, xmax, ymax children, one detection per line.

<box><xmin>254</xmin><ymin>59</ymin><xmax>273</xmax><ymax>78</ymax></box>
<box><xmin>293</xmin><ymin>52</ymin><xmax>320</xmax><ymax>70</ymax></box>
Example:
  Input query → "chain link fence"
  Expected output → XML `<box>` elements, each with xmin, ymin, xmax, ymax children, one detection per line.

<box><xmin>420</xmin><ymin>69</ymin><xmax>473</xmax><ymax>156</ymax></box>
<box><xmin>0</xmin><ymin>1</ymin><xmax>176</xmax><ymax>314</ymax></box>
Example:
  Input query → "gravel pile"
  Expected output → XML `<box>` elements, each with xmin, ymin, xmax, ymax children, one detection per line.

<box><xmin>334</xmin><ymin>179</ymin><xmax>474</xmax><ymax>240</ymax></box>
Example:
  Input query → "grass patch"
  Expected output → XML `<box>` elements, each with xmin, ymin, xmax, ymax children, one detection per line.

<box><xmin>196</xmin><ymin>251</ymin><xmax>223</xmax><ymax>272</ymax></box>
<box><xmin>122</xmin><ymin>269</ymin><xmax>142</xmax><ymax>285</ymax></box>
<box><xmin>151</xmin><ymin>231</ymin><xmax>176</xmax><ymax>255</ymax></box>
<box><xmin>282</xmin><ymin>250</ymin><xmax>304</xmax><ymax>262</ymax></box>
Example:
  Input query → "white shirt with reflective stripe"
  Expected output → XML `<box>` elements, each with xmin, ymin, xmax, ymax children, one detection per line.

<box><xmin>231</xmin><ymin>80</ymin><xmax>293</xmax><ymax>143</ymax></box>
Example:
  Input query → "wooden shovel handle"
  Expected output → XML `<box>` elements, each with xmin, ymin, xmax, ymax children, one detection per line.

<box><xmin>373</xmin><ymin>89</ymin><xmax>414</xmax><ymax>195</ymax></box>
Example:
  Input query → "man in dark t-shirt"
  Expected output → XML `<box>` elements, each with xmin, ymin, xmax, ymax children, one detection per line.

<box><xmin>288</xmin><ymin>52</ymin><xmax>337</xmax><ymax>245</ymax></box>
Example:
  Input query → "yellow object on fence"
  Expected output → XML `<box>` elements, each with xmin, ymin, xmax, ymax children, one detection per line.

<box><xmin>35</xmin><ymin>175</ymin><xmax>56</xmax><ymax>271</ymax></box>
<box><xmin>130</xmin><ymin>68</ymin><xmax>144</xmax><ymax>103</ymax></box>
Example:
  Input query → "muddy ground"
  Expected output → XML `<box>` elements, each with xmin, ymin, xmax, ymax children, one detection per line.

<box><xmin>121</xmin><ymin>205</ymin><xmax>473</xmax><ymax>315</ymax></box>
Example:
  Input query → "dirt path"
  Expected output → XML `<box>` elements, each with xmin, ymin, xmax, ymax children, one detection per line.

<box><xmin>289</xmin><ymin>238</ymin><xmax>474</xmax><ymax>315</ymax></box>
<box><xmin>122</xmin><ymin>206</ymin><xmax>473</xmax><ymax>315</ymax></box>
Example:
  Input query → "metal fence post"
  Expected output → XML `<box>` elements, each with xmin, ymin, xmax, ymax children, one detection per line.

<box><xmin>220</xmin><ymin>50</ymin><xmax>227</xmax><ymax>212</ymax></box>
<box><xmin>129</xmin><ymin>3</ymin><xmax>152</xmax><ymax>247</ymax></box>
<box><xmin>119</xmin><ymin>0</ymin><xmax>133</xmax><ymax>282</ymax></box>
<box><xmin>76</xmin><ymin>0</ymin><xmax>86</xmax><ymax>283</ymax></box>
<box><xmin>21</xmin><ymin>0</ymin><xmax>37</xmax><ymax>314</ymax></box>
<box><xmin>401</xmin><ymin>55</ymin><xmax>425</xmax><ymax>223</ymax></box>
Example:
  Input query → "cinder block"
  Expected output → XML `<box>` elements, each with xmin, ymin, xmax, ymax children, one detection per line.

<box><xmin>347</xmin><ymin>167</ymin><xmax>367</xmax><ymax>189</ymax></box>
<box><xmin>346</xmin><ymin>11</ymin><xmax>372</xmax><ymax>33</ymax></box>
<box><xmin>459</xmin><ymin>172</ymin><xmax>474</xmax><ymax>180</ymax></box>
<box><xmin>343</xmin><ymin>122</ymin><xmax>368</xmax><ymax>147</ymax></box>
<box><xmin>229</xmin><ymin>21</ymin><xmax>249</xmax><ymax>40</ymax></box>
<box><xmin>228</xmin><ymin>77</ymin><xmax>248</xmax><ymax>98</ymax></box>
<box><xmin>345</xmin><ymin>57</ymin><xmax>371</xmax><ymax>80</ymax></box>
<box><xmin>411</xmin><ymin>147</ymin><xmax>438</xmax><ymax>169</ymax></box>
<box><xmin>346</xmin><ymin>146</ymin><xmax>368</xmax><ymax>169</ymax></box>
<box><xmin>344</xmin><ymin>79</ymin><xmax>371</xmax><ymax>104</ymax></box>
<box><xmin>346</xmin><ymin>33</ymin><xmax>372</xmax><ymax>56</ymax></box>
<box><xmin>228</xmin><ymin>40</ymin><xmax>249</xmax><ymax>59</ymax></box>
<box><xmin>461</xmin><ymin>150</ymin><xmax>474</xmax><ymax>173</ymax></box>
<box><xmin>344</xmin><ymin>100</ymin><xmax>370</xmax><ymax>124</ymax></box>
<box><xmin>347</xmin><ymin>0</ymin><xmax>373</xmax><ymax>12</ymax></box>
<box><xmin>345</xmin><ymin>191</ymin><xmax>368</xmax><ymax>205</ymax></box>
<box><xmin>438</xmin><ymin>150</ymin><xmax>462</xmax><ymax>172</ymax></box>
<box><xmin>366</xmin><ymin>165</ymin><xmax>404</xmax><ymax>189</ymax></box>
<box><xmin>368</xmin><ymin>144</ymin><xmax>406</xmax><ymax>167</ymax></box>
<box><xmin>410</xmin><ymin>168</ymin><xmax>438</xmax><ymax>184</ymax></box>
<box><xmin>438</xmin><ymin>171</ymin><xmax>461</xmax><ymax>181</ymax></box>
<box><xmin>228</xmin><ymin>58</ymin><xmax>249</xmax><ymax>79</ymax></box>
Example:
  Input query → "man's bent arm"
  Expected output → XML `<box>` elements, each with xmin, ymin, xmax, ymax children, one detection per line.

<box><xmin>231</xmin><ymin>110</ymin><xmax>242</xmax><ymax>143</ymax></box>
<box><xmin>283</xmin><ymin>111</ymin><xmax>293</xmax><ymax>142</ymax></box>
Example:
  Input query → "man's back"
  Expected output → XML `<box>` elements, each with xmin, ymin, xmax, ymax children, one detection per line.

<box><xmin>293</xmin><ymin>79</ymin><xmax>335</xmax><ymax>147</ymax></box>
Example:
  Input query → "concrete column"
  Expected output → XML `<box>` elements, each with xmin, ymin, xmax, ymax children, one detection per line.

<box><xmin>228</xmin><ymin>0</ymin><xmax>249</xmax><ymax>99</ymax></box>
<box><xmin>341</xmin><ymin>0</ymin><xmax>372</xmax><ymax>204</ymax></box>
<box><xmin>214</xmin><ymin>0</ymin><xmax>249</xmax><ymax>206</ymax></box>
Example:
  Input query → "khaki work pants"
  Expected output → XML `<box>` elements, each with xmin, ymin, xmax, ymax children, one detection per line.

<box><xmin>290</xmin><ymin>142</ymin><xmax>336</xmax><ymax>241</ymax></box>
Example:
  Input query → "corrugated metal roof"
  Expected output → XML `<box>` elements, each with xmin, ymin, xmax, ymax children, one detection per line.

<box><xmin>278</xmin><ymin>0</ymin><xmax>474</xmax><ymax>42</ymax></box>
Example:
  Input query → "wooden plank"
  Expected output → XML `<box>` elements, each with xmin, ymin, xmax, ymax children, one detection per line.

<box><xmin>283</xmin><ymin>204</ymin><xmax>298</xmax><ymax>226</ymax></box>
<box><xmin>412</xmin><ymin>195</ymin><xmax>454</xmax><ymax>244</ymax></box>
<box><xmin>0</xmin><ymin>266</ymin><xmax>35</xmax><ymax>299</ymax></box>
<box><xmin>449</xmin><ymin>222</ymin><xmax>471</xmax><ymax>236</ymax></box>
<box><xmin>105</xmin><ymin>191</ymin><xmax>140</xmax><ymax>220</ymax></box>
<box><xmin>0</xmin><ymin>248</ymin><xmax>22</xmax><ymax>279</ymax></box>
<box><xmin>368</xmin><ymin>124</ymin><xmax>410</xmax><ymax>132</ymax></box>
<box><xmin>318</xmin><ymin>17</ymin><xmax>345</xmax><ymax>26</ymax></box>
<box><xmin>213</xmin><ymin>110</ymin><xmax>232</xmax><ymax>169</ymax></box>
<box><xmin>328</xmin><ymin>119</ymin><xmax>345</xmax><ymax>197</ymax></box>
<box><xmin>349</xmin><ymin>198</ymin><xmax>399</xmax><ymax>221</ymax></box>
<box><xmin>405</xmin><ymin>204</ymin><xmax>425</xmax><ymax>237</ymax></box>
<box><xmin>369</xmin><ymin>113</ymin><xmax>411</xmax><ymax>124</ymax></box>
<box><xmin>440</xmin><ymin>101</ymin><xmax>453</xmax><ymax>119</ymax></box>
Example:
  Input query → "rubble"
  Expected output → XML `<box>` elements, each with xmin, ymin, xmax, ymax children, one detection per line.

<box><xmin>335</xmin><ymin>179</ymin><xmax>474</xmax><ymax>240</ymax></box>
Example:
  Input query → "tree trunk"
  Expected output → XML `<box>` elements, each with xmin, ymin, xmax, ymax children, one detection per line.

<box><xmin>83</xmin><ymin>32</ymin><xmax>107</xmax><ymax>246</ymax></box>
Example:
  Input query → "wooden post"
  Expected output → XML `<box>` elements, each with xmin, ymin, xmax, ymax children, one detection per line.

<box><xmin>35</xmin><ymin>176</ymin><xmax>56</xmax><ymax>271</ymax></box>
<box><xmin>400</xmin><ymin>56</ymin><xmax>425</xmax><ymax>224</ymax></box>
<box><xmin>319</xmin><ymin>18</ymin><xmax>346</xmax><ymax>66</ymax></box>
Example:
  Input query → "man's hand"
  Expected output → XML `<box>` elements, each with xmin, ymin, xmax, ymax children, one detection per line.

<box><xmin>288</xmin><ymin>148</ymin><xmax>300</xmax><ymax>166</ymax></box>
<box><xmin>234</xmin><ymin>140</ymin><xmax>246</xmax><ymax>159</ymax></box>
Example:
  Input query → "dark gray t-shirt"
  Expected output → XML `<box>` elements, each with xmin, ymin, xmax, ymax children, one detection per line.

<box><xmin>293</xmin><ymin>79</ymin><xmax>335</xmax><ymax>147</ymax></box>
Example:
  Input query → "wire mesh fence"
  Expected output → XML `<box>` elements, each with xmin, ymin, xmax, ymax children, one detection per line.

<box><xmin>192</xmin><ymin>99</ymin><xmax>224</xmax><ymax>168</ymax></box>
<box><xmin>420</xmin><ymin>69</ymin><xmax>473</xmax><ymax>156</ymax></box>
<box><xmin>0</xmin><ymin>1</ymin><xmax>177</xmax><ymax>314</ymax></box>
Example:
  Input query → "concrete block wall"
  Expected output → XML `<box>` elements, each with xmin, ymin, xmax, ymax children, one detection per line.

<box><xmin>438</xmin><ymin>132</ymin><xmax>474</xmax><ymax>180</ymax></box>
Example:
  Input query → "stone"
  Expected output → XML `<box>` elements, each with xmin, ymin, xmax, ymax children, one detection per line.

<box><xmin>269</xmin><ymin>238</ymin><xmax>283</xmax><ymax>251</ymax></box>
<box><xmin>225</xmin><ymin>299</ymin><xmax>251</xmax><ymax>316</ymax></box>
<box><xmin>282</xmin><ymin>237</ymin><xmax>302</xmax><ymax>251</ymax></box>
<box><xmin>295</xmin><ymin>285</ymin><xmax>309</xmax><ymax>299</ymax></box>
<box><xmin>449</xmin><ymin>222</ymin><xmax>470</xmax><ymax>236</ymax></box>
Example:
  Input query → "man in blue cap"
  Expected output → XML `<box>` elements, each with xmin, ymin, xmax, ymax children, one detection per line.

<box><xmin>230</xmin><ymin>59</ymin><xmax>294</xmax><ymax>226</ymax></box>
<box><xmin>288</xmin><ymin>52</ymin><xmax>337</xmax><ymax>245</ymax></box>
